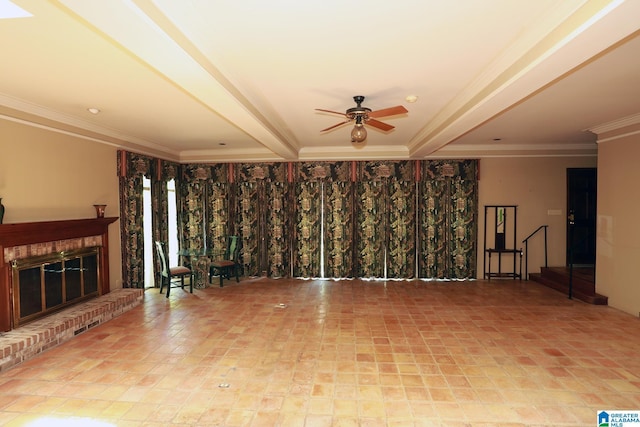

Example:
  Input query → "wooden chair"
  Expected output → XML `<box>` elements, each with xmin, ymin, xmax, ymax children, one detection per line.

<box><xmin>155</xmin><ymin>241</ymin><xmax>193</xmax><ymax>298</ymax></box>
<box><xmin>209</xmin><ymin>236</ymin><xmax>241</xmax><ymax>287</ymax></box>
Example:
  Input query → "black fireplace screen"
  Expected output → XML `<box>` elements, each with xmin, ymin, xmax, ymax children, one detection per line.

<box><xmin>12</xmin><ymin>247</ymin><xmax>101</xmax><ymax>327</ymax></box>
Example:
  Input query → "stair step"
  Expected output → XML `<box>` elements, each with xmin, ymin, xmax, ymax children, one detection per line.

<box><xmin>529</xmin><ymin>270</ymin><xmax>608</xmax><ymax>305</ymax></box>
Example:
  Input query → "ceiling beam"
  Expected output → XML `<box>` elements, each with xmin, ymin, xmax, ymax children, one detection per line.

<box><xmin>409</xmin><ymin>0</ymin><xmax>639</xmax><ymax>158</ymax></box>
<box><xmin>55</xmin><ymin>0</ymin><xmax>299</xmax><ymax>160</ymax></box>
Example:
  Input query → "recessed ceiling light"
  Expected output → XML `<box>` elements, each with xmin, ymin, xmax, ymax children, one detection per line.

<box><xmin>87</xmin><ymin>108</ymin><xmax>100</xmax><ymax>115</ymax></box>
<box><xmin>405</xmin><ymin>95</ymin><xmax>418</xmax><ymax>103</ymax></box>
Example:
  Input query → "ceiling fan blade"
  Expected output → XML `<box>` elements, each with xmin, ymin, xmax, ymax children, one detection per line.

<box><xmin>368</xmin><ymin>105</ymin><xmax>408</xmax><ymax>119</ymax></box>
<box><xmin>315</xmin><ymin>108</ymin><xmax>347</xmax><ymax>116</ymax></box>
<box><xmin>367</xmin><ymin>118</ymin><xmax>394</xmax><ymax>132</ymax></box>
<box><xmin>321</xmin><ymin>120</ymin><xmax>350</xmax><ymax>132</ymax></box>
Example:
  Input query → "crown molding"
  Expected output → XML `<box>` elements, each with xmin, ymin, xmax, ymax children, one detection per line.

<box><xmin>298</xmin><ymin>145</ymin><xmax>411</xmax><ymax>161</ymax></box>
<box><xmin>0</xmin><ymin>94</ymin><xmax>174</xmax><ymax>153</ymax></box>
<box><xmin>588</xmin><ymin>112</ymin><xmax>640</xmax><ymax>136</ymax></box>
<box><xmin>440</xmin><ymin>142</ymin><xmax>596</xmax><ymax>152</ymax></box>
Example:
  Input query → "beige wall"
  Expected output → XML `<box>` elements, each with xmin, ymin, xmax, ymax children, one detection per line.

<box><xmin>596</xmin><ymin>126</ymin><xmax>640</xmax><ymax>316</ymax></box>
<box><xmin>0</xmin><ymin>119</ymin><xmax>122</xmax><ymax>289</ymax></box>
<box><xmin>477</xmin><ymin>156</ymin><xmax>597</xmax><ymax>279</ymax></box>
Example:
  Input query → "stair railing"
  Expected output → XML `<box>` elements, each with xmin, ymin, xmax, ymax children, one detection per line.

<box><xmin>522</xmin><ymin>225</ymin><xmax>548</xmax><ymax>280</ymax></box>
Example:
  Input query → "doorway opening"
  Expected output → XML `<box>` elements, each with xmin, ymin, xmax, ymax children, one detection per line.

<box><xmin>566</xmin><ymin>168</ymin><xmax>596</xmax><ymax>266</ymax></box>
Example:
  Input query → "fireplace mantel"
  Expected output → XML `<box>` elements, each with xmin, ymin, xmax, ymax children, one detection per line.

<box><xmin>0</xmin><ymin>217</ymin><xmax>118</xmax><ymax>331</ymax></box>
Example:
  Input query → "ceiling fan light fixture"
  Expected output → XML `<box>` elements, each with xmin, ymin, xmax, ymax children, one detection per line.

<box><xmin>351</xmin><ymin>122</ymin><xmax>367</xmax><ymax>143</ymax></box>
<box><xmin>317</xmin><ymin>95</ymin><xmax>407</xmax><ymax>144</ymax></box>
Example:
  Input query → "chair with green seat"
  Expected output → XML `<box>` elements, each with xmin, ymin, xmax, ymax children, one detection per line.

<box><xmin>155</xmin><ymin>241</ymin><xmax>193</xmax><ymax>297</ymax></box>
<box><xmin>209</xmin><ymin>236</ymin><xmax>241</xmax><ymax>287</ymax></box>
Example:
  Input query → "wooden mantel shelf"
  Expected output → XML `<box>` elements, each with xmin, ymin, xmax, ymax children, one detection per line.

<box><xmin>0</xmin><ymin>217</ymin><xmax>118</xmax><ymax>332</ymax></box>
<box><xmin>0</xmin><ymin>217</ymin><xmax>118</xmax><ymax>247</ymax></box>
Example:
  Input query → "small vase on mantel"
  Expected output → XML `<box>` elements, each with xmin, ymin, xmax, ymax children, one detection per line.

<box><xmin>93</xmin><ymin>204</ymin><xmax>106</xmax><ymax>218</ymax></box>
<box><xmin>0</xmin><ymin>198</ymin><xmax>4</xmax><ymax>224</ymax></box>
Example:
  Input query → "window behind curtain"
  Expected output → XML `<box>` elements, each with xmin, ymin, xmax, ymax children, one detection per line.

<box><xmin>167</xmin><ymin>179</ymin><xmax>179</xmax><ymax>266</ymax></box>
<box><xmin>144</xmin><ymin>177</ymin><xmax>179</xmax><ymax>287</ymax></box>
<box><xmin>143</xmin><ymin>177</ymin><xmax>152</xmax><ymax>287</ymax></box>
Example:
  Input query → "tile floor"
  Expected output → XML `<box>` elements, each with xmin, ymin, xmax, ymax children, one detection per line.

<box><xmin>0</xmin><ymin>277</ymin><xmax>638</xmax><ymax>426</ymax></box>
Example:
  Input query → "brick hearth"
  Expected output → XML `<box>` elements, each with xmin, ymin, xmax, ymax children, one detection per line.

<box><xmin>0</xmin><ymin>288</ymin><xmax>143</xmax><ymax>372</ymax></box>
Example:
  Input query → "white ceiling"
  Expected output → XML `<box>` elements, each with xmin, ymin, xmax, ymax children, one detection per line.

<box><xmin>1</xmin><ymin>0</ymin><xmax>639</xmax><ymax>163</ymax></box>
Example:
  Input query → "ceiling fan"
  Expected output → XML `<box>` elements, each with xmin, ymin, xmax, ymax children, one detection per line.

<box><xmin>316</xmin><ymin>95</ymin><xmax>408</xmax><ymax>143</ymax></box>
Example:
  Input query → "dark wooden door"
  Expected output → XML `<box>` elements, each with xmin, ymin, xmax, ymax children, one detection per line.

<box><xmin>566</xmin><ymin>168</ymin><xmax>597</xmax><ymax>266</ymax></box>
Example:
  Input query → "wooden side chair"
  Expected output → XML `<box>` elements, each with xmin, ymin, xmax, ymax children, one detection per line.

<box><xmin>155</xmin><ymin>241</ymin><xmax>193</xmax><ymax>298</ymax></box>
<box><xmin>209</xmin><ymin>236</ymin><xmax>241</xmax><ymax>287</ymax></box>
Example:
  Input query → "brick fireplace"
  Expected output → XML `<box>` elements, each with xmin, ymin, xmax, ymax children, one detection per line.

<box><xmin>0</xmin><ymin>217</ymin><xmax>118</xmax><ymax>332</ymax></box>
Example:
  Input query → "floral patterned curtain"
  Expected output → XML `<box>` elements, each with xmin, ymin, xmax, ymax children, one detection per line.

<box><xmin>117</xmin><ymin>150</ymin><xmax>153</xmax><ymax>288</ymax></box>
<box><xmin>116</xmin><ymin>153</ymin><xmax>478</xmax><ymax>284</ymax></box>
<box><xmin>325</xmin><ymin>180</ymin><xmax>355</xmax><ymax>278</ymax></box>
<box><xmin>205</xmin><ymin>163</ymin><xmax>231</xmax><ymax>253</ymax></box>
<box><xmin>356</xmin><ymin>161</ymin><xmax>416</xmax><ymax>279</ymax></box>
<box><xmin>235</xmin><ymin>163</ymin><xmax>290</xmax><ymax>278</ymax></box>
<box><xmin>419</xmin><ymin>160</ymin><xmax>478</xmax><ymax>279</ymax></box>
<box><xmin>356</xmin><ymin>179</ymin><xmax>385</xmax><ymax>277</ymax></box>
<box><xmin>237</xmin><ymin>181</ymin><xmax>260</xmax><ymax>276</ymax></box>
<box><xmin>179</xmin><ymin>164</ymin><xmax>209</xmax><ymax>252</ymax></box>
<box><xmin>292</xmin><ymin>161</ymin><xmax>353</xmax><ymax>278</ymax></box>
<box><xmin>292</xmin><ymin>180</ymin><xmax>321</xmax><ymax>277</ymax></box>
<box><xmin>266</xmin><ymin>180</ymin><xmax>289</xmax><ymax>278</ymax></box>
<box><xmin>387</xmin><ymin>177</ymin><xmax>417</xmax><ymax>279</ymax></box>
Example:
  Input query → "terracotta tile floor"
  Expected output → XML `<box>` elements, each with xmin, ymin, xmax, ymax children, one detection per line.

<box><xmin>0</xmin><ymin>278</ymin><xmax>639</xmax><ymax>426</ymax></box>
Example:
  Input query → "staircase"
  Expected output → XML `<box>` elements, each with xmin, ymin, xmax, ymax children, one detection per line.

<box><xmin>529</xmin><ymin>266</ymin><xmax>608</xmax><ymax>305</ymax></box>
